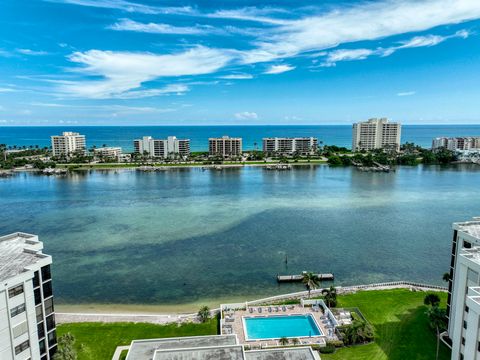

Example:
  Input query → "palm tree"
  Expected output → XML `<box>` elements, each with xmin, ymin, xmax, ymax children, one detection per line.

<box><xmin>197</xmin><ymin>306</ymin><xmax>210</xmax><ymax>323</ymax></box>
<box><xmin>426</xmin><ymin>306</ymin><xmax>447</xmax><ymax>360</ymax></box>
<box><xmin>442</xmin><ymin>272</ymin><xmax>450</xmax><ymax>283</ymax></box>
<box><xmin>279</xmin><ymin>337</ymin><xmax>289</xmax><ymax>346</ymax></box>
<box><xmin>322</xmin><ymin>286</ymin><xmax>337</xmax><ymax>307</ymax></box>
<box><xmin>424</xmin><ymin>293</ymin><xmax>441</xmax><ymax>307</ymax></box>
<box><xmin>291</xmin><ymin>338</ymin><xmax>299</xmax><ymax>346</ymax></box>
<box><xmin>302</xmin><ymin>272</ymin><xmax>320</xmax><ymax>298</ymax></box>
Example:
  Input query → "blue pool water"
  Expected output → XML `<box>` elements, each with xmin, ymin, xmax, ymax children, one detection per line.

<box><xmin>244</xmin><ymin>315</ymin><xmax>322</xmax><ymax>340</ymax></box>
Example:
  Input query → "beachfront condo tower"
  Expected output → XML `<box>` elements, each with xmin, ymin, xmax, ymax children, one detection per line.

<box><xmin>133</xmin><ymin>136</ymin><xmax>190</xmax><ymax>159</ymax></box>
<box><xmin>432</xmin><ymin>137</ymin><xmax>480</xmax><ymax>151</ymax></box>
<box><xmin>352</xmin><ymin>118</ymin><xmax>401</xmax><ymax>152</ymax></box>
<box><xmin>209</xmin><ymin>136</ymin><xmax>242</xmax><ymax>158</ymax></box>
<box><xmin>51</xmin><ymin>131</ymin><xmax>86</xmax><ymax>157</ymax></box>
<box><xmin>446</xmin><ymin>217</ymin><xmax>480</xmax><ymax>360</ymax></box>
<box><xmin>0</xmin><ymin>233</ymin><xmax>57</xmax><ymax>360</ymax></box>
<box><xmin>262</xmin><ymin>137</ymin><xmax>318</xmax><ymax>155</ymax></box>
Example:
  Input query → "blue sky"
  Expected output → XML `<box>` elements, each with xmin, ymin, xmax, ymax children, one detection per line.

<box><xmin>1</xmin><ymin>0</ymin><xmax>480</xmax><ymax>125</ymax></box>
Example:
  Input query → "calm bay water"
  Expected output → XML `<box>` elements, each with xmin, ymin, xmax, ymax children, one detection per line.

<box><xmin>1</xmin><ymin>165</ymin><xmax>479</xmax><ymax>305</ymax></box>
<box><xmin>2</xmin><ymin>125</ymin><xmax>480</xmax><ymax>151</ymax></box>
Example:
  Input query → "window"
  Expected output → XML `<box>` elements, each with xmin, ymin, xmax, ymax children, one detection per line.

<box><xmin>8</xmin><ymin>284</ymin><xmax>24</xmax><ymax>298</ymax></box>
<box><xmin>39</xmin><ymin>339</ymin><xmax>46</xmax><ymax>355</ymax></box>
<box><xmin>43</xmin><ymin>281</ymin><xmax>53</xmax><ymax>298</ymax></box>
<box><xmin>464</xmin><ymin>320</ymin><xmax>467</xmax><ymax>329</ymax></box>
<box><xmin>41</xmin><ymin>355</ymin><xmax>47</xmax><ymax>360</ymax></box>
<box><xmin>10</xmin><ymin>303</ymin><xmax>26</xmax><ymax>317</ymax></box>
<box><xmin>14</xmin><ymin>340</ymin><xmax>29</xmax><ymax>355</ymax></box>
<box><xmin>46</xmin><ymin>314</ymin><xmax>56</xmax><ymax>331</ymax></box>
<box><xmin>33</xmin><ymin>271</ymin><xmax>40</xmax><ymax>288</ymax></box>
<box><xmin>34</xmin><ymin>288</ymin><xmax>42</xmax><ymax>305</ymax></box>
<box><xmin>478</xmin><ymin>341</ymin><xmax>480</xmax><ymax>352</ymax></box>
<box><xmin>47</xmin><ymin>330</ymin><xmax>57</xmax><ymax>347</ymax></box>
<box><xmin>465</xmin><ymin>305</ymin><xmax>469</xmax><ymax>313</ymax></box>
<box><xmin>12</xmin><ymin>321</ymin><xmax>28</xmax><ymax>338</ymax></box>
<box><xmin>41</xmin><ymin>265</ymin><xmax>51</xmax><ymax>281</ymax></box>
<box><xmin>462</xmin><ymin>337</ymin><xmax>465</xmax><ymax>345</ymax></box>
<box><xmin>36</xmin><ymin>305</ymin><xmax>44</xmax><ymax>322</ymax></box>
<box><xmin>49</xmin><ymin>345</ymin><xmax>57</xmax><ymax>358</ymax></box>
<box><xmin>37</xmin><ymin>322</ymin><xmax>45</xmax><ymax>339</ymax></box>
<box><xmin>44</xmin><ymin>297</ymin><xmax>54</xmax><ymax>316</ymax></box>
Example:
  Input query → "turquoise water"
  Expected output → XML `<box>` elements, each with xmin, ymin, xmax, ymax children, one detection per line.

<box><xmin>244</xmin><ymin>315</ymin><xmax>322</xmax><ymax>340</ymax></box>
<box><xmin>2</xmin><ymin>125</ymin><xmax>480</xmax><ymax>151</ymax></box>
<box><xmin>1</xmin><ymin>165</ymin><xmax>479</xmax><ymax>305</ymax></box>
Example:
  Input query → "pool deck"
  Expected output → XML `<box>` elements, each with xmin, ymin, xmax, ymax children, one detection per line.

<box><xmin>222</xmin><ymin>304</ymin><xmax>336</xmax><ymax>347</ymax></box>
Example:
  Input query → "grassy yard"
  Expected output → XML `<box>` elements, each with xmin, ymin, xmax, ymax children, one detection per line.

<box><xmin>57</xmin><ymin>289</ymin><xmax>450</xmax><ymax>360</ymax></box>
<box><xmin>321</xmin><ymin>289</ymin><xmax>450</xmax><ymax>360</ymax></box>
<box><xmin>56</xmin><ymin>319</ymin><xmax>217</xmax><ymax>360</ymax></box>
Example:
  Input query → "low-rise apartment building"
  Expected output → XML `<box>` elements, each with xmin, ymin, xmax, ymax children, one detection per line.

<box><xmin>446</xmin><ymin>217</ymin><xmax>480</xmax><ymax>360</ymax></box>
<box><xmin>93</xmin><ymin>147</ymin><xmax>123</xmax><ymax>161</ymax></box>
<box><xmin>51</xmin><ymin>132</ymin><xmax>86</xmax><ymax>157</ymax></box>
<box><xmin>352</xmin><ymin>118</ymin><xmax>401</xmax><ymax>152</ymax></box>
<box><xmin>133</xmin><ymin>136</ymin><xmax>190</xmax><ymax>159</ymax></box>
<box><xmin>263</xmin><ymin>137</ymin><xmax>318</xmax><ymax>155</ymax></box>
<box><xmin>209</xmin><ymin>136</ymin><xmax>242</xmax><ymax>158</ymax></box>
<box><xmin>432</xmin><ymin>137</ymin><xmax>480</xmax><ymax>151</ymax></box>
<box><xmin>0</xmin><ymin>233</ymin><xmax>57</xmax><ymax>360</ymax></box>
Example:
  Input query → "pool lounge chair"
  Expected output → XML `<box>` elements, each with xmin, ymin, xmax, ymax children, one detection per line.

<box><xmin>258</xmin><ymin>307</ymin><xmax>262</xmax><ymax>313</ymax></box>
<box><xmin>249</xmin><ymin>307</ymin><xmax>253</xmax><ymax>313</ymax></box>
<box><xmin>268</xmin><ymin>307</ymin><xmax>272</xmax><ymax>312</ymax></box>
<box><xmin>282</xmin><ymin>306</ymin><xmax>287</xmax><ymax>312</ymax></box>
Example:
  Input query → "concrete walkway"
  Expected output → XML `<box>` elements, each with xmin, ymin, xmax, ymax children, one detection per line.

<box><xmin>112</xmin><ymin>345</ymin><xmax>129</xmax><ymax>360</ymax></box>
<box><xmin>55</xmin><ymin>312</ymin><xmax>198</xmax><ymax>325</ymax></box>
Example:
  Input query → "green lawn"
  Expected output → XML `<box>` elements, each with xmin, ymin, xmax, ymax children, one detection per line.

<box><xmin>57</xmin><ymin>289</ymin><xmax>450</xmax><ymax>360</ymax></box>
<box><xmin>56</xmin><ymin>319</ymin><xmax>217</xmax><ymax>360</ymax></box>
<box><xmin>321</xmin><ymin>289</ymin><xmax>450</xmax><ymax>360</ymax></box>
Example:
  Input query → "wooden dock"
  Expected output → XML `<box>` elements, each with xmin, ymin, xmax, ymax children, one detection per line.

<box><xmin>277</xmin><ymin>273</ymin><xmax>334</xmax><ymax>282</ymax></box>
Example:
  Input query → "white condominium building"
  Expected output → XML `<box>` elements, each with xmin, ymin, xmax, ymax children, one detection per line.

<box><xmin>0</xmin><ymin>233</ymin><xmax>57</xmax><ymax>360</ymax></box>
<box><xmin>432</xmin><ymin>137</ymin><xmax>480</xmax><ymax>151</ymax></box>
<box><xmin>208</xmin><ymin>136</ymin><xmax>242</xmax><ymax>158</ymax></box>
<box><xmin>352</xmin><ymin>118</ymin><xmax>401</xmax><ymax>152</ymax></box>
<box><xmin>263</xmin><ymin>137</ymin><xmax>318</xmax><ymax>155</ymax></box>
<box><xmin>446</xmin><ymin>217</ymin><xmax>480</xmax><ymax>360</ymax></box>
<box><xmin>133</xmin><ymin>136</ymin><xmax>190</xmax><ymax>158</ymax></box>
<box><xmin>51</xmin><ymin>131</ymin><xmax>86</xmax><ymax>157</ymax></box>
<box><xmin>93</xmin><ymin>147</ymin><xmax>123</xmax><ymax>161</ymax></box>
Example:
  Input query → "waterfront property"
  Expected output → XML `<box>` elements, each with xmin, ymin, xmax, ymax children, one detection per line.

<box><xmin>220</xmin><ymin>299</ymin><xmax>340</xmax><ymax>347</ymax></box>
<box><xmin>262</xmin><ymin>137</ymin><xmax>318</xmax><ymax>155</ymax></box>
<box><xmin>446</xmin><ymin>217</ymin><xmax>480</xmax><ymax>360</ymax></box>
<box><xmin>432</xmin><ymin>137</ymin><xmax>480</xmax><ymax>151</ymax></box>
<box><xmin>125</xmin><ymin>334</ymin><xmax>320</xmax><ymax>360</ymax></box>
<box><xmin>93</xmin><ymin>146</ymin><xmax>123</xmax><ymax>161</ymax></box>
<box><xmin>51</xmin><ymin>131</ymin><xmax>86</xmax><ymax>157</ymax></box>
<box><xmin>352</xmin><ymin>118</ymin><xmax>401</xmax><ymax>152</ymax></box>
<box><xmin>133</xmin><ymin>136</ymin><xmax>191</xmax><ymax>159</ymax></box>
<box><xmin>209</xmin><ymin>136</ymin><xmax>242</xmax><ymax>158</ymax></box>
<box><xmin>0</xmin><ymin>232</ymin><xmax>57</xmax><ymax>360</ymax></box>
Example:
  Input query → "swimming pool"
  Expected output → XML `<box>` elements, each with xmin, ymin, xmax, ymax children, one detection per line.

<box><xmin>243</xmin><ymin>314</ymin><xmax>323</xmax><ymax>341</ymax></box>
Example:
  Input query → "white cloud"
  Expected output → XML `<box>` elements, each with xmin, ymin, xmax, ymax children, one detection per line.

<box><xmin>218</xmin><ymin>73</ymin><xmax>253</xmax><ymax>79</ymax></box>
<box><xmin>241</xmin><ymin>0</ymin><xmax>480</xmax><ymax>63</ymax></box>
<box><xmin>59</xmin><ymin>47</ymin><xmax>233</xmax><ymax>98</ymax></box>
<box><xmin>234</xmin><ymin>111</ymin><xmax>258</xmax><ymax>120</ymax></box>
<box><xmin>45</xmin><ymin>0</ymin><xmax>193</xmax><ymax>15</ymax></box>
<box><xmin>207</xmin><ymin>7</ymin><xmax>290</xmax><ymax>25</ymax></box>
<box><xmin>397</xmin><ymin>91</ymin><xmax>416</xmax><ymax>96</ymax></box>
<box><xmin>321</xmin><ymin>48</ymin><xmax>375</xmax><ymax>67</ymax></box>
<box><xmin>0</xmin><ymin>87</ymin><xmax>16</xmax><ymax>93</ymax></box>
<box><xmin>16</xmin><ymin>49</ymin><xmax>49</xmax><ymax>56</ymax></box>
<box><xmin>108</xmin><ymin>19</ymin><xmax>216</xmax><ymax>35</ymax></box>
<box><xmin>264</xmin><ymin>64</ymin><xmax>295</xmax><ymax>74</ymax></box>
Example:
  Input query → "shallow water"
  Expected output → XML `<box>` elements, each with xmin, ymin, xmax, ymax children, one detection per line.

<box><xmin>1</xmin><ymin>165</ymin><xmax>479</xmax><ymax>305</ymax></box>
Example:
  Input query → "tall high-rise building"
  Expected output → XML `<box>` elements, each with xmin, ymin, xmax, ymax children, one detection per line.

<box><xmin>51</xmin><ymin>132</ymin><xmax>86</xmax><ymax>157</ymax></box>
<box><xmin>263</xmin><ymin>137</ymin><xmax>318</xmax><ymax>155</ymax></box>
<box><xmin>133</xmin><ymin>136</ymin><xmax>190</xmax><ymax>158</ymax></box>
<box><xmin>432</xmin><ymin>137</ymin><xmax>480</xmax><ymax>151</ymax></box>
<box><xmin>446</xmin><ymin>217</ymin><xmax>480</xmax><ymax>360</ymax></box>
<box><xmin>0</xmin><ymin>233</ymin><xmax>57</xmax><ymax>360</ymax></box>
<box><xmin>352</xmin><ymin>118</ymin><xmax>401</xmax><ymax>152</ymax></box>
<box><xmin>208</xmin><ymin>136</ymin><xmax>242</xmax><ymax>158</ymax></box>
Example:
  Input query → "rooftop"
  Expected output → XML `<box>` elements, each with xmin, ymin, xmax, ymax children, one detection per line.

<box><xmin>456</xmin><ymin>219</ymin><xmax>480</xmax><ymax>240</ymax></box>
<box><xmin>0</xmin><ymin>232</ymin><xmax>47</xmax><ymax>282</ymax></box>
<box><xmin>153</xmin><ymin>345</ymin><xmax>245</xmax><ymax>360</ymax></box>
<box><xmin>245</xmin><ymin>347</ymin><xmax>318</xmax><ymax>360</ymax></box>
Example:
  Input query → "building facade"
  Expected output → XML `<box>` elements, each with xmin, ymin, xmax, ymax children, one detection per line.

<box><xmin>51</xmin><ymin>132</ymin><xmax>86</xmax><ymax>157</ymax></box>
<box><xmin>208</xmin><ymin>136</ymin><xmax>242</xmax><ymax>158</ymax></box>
<box><xmin>133</xmin><ymin>136</ymin><xmax>190</xmax><ymax>158</ymax></box>
<box><xmin>447</xmin><ymin>217</ymin><xmax>480</xmax><ymax>360</ymax></box>
<box><xmin>0</xmin><ymin>233</ymin><xmax>57</xmax><ymax>360</ymax></box>
<box><xmin>263</xmin><ymin>137</ymin><xmax>318</xmax><ymax>155</ymax></box>
<box><xmin>432</xmin><ymin>137</ymin><xmax>480</xmax><ymax>151</ymax></box>
<box><xmin>93</xmin><ymin>147</ymin><xmax>123</xmax><ymax>161</ymax></box>
<box><xmin>352</xmin><ymin>118</ymin><xmax>401</xmax><ymax>152</ymax></box>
